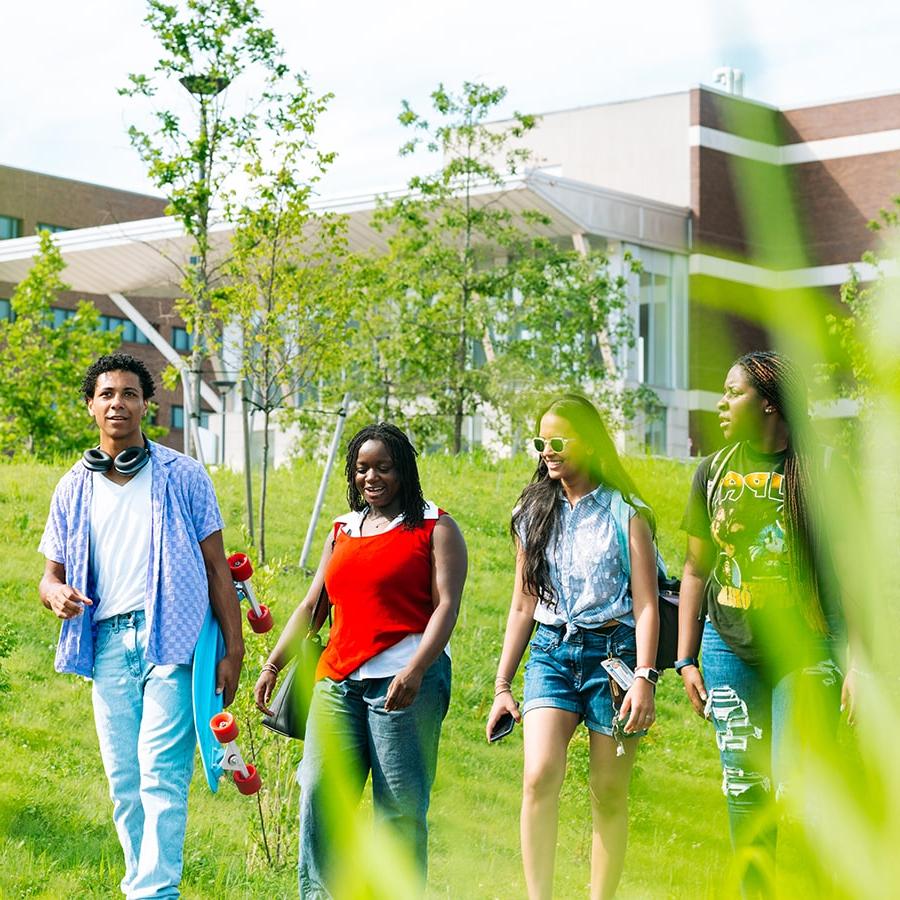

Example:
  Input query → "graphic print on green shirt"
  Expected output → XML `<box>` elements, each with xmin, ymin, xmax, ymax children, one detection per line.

<box><xmin>683</xmin><ymin>442</ymin><xmax>795</xmax><ymax>663</ymax></box>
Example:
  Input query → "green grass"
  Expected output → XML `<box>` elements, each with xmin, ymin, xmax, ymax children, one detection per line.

<box><xmin>1</xmin><ymin>454</ymin><xmax>740</xmax><ymax>898</ymax></box>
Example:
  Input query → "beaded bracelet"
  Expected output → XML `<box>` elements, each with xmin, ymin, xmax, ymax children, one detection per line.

<box><xmin>261</xmin><ymin>662</ymin><xmax>280</xmax><ymax>677</ymax></box>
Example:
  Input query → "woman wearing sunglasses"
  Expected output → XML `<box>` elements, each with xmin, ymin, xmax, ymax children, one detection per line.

<box><xmin>486</xmin><ymin>394</ymin><xmax>660</xmax><ymax>900</ymax></box>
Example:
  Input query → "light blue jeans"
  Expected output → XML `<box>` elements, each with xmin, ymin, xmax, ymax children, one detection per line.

<box><xmin>298</xmin><ymin>654</ymin><xmax>451</xmax><ymax>899</ymax></box>
<box><xmin>91</xmin><ymin>610</ymin><xmax>195</xmax><ymax>899</ymax></box>
<box><xmin>701</xmin><ymin>621</ymin><xmax>842</xmax><ymax>897</ymax></box>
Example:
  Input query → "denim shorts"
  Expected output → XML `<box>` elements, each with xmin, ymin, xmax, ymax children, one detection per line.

<box><xmin>523</xmin><ymin>622</ymin><xmax>642</xmax><ymax>736</ymax></box>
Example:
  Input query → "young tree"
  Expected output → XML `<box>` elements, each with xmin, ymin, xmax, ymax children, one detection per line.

<box><xmin>214</xmin><ymin>81</ymin><xmax>350</xmax><ymax>562</ymax></box>
<box><xmin>359</xmin><ymin>82</ymin><xmax>650</xmax><ymax>452</ymax></box>
<box><xmin>0</xmin><ymin>234</ymin><xmax>119</xmax><ymax>459</ymax></box>
<box><xmin>828</xmin><ymin>197</ymin><xmax>900</xmax><ymax>411</ymax></box>
<box><xmin>120</xmin><ymin>0</ymin><xmax>294</xmax><ymax>457</ymax></box>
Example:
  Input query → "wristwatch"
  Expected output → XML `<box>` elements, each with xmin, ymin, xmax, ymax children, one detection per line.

<box><xmin>634</xmin><ymin>666</ymin><xmax>659</xmax><ymax>686</ymax></box>
<box><xmin>674</xmin><ymin>656</ymin><xmax>699</xmax><ymax>674</ymax></box>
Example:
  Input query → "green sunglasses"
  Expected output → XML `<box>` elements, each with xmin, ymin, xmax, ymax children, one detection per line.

<box><xmin>532</xmin><ymin>436</ymin><xmax>574</xmax><ymax>453</ymax></box>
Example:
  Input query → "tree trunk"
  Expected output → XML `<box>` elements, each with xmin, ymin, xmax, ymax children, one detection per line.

<box><xmin>453</xmin><ymin>390</ymin><xmax>464</xmax><ymax>454</ymax></box>
<box><xmin>258</xmin><ymin>407</ymin><xmax>270</xmax><ymax>563</ymax></box>
<box><xmin>242</xmin><ymin>389</ymin><xmax>255</xmax><ymax>544</ymax></box>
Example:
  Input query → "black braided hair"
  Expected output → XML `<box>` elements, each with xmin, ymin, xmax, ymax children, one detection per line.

<box><xmin>735</xmin><ymin>350</ymin><xmax>827</xmax><ymax>632</ymax></box>
<box><xmin>344</xmin><ymin>423</ymin><xmax>426</xmax><ymax>530</ymax></box>
<box><xmin>510</xmin><ymin>394</ymin><xmax>653</xmax><ymax>608</ymax></box>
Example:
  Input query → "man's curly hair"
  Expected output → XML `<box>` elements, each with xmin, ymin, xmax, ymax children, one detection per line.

<box><xmin>82</xmin><ymin>353</ymin><xmax>155</xmax><ymax>402</ymax></box>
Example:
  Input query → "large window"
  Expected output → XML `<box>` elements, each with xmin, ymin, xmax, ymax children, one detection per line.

<box><xmin>172</xmin><ymin>326</ymin><xmax>194</xmax><ymax>352</ymax></box>
<box><xmin>0</xmin><ymin>215</ymin><xmax>21</xmax><ymax>240</ymax></box>
<box><xmin>626</xmin><ymin>246</ymin><xmax>688</xmax><ymax>390</ymax></box>
<box><xmin>51</xmin><ymin>307</ymin><xmax>76</xmax><ymax>328</ymax></box>
<box><xmin>171</xmin><ymin>406</ymin><xmax>210</xmax><ymax>429</ymax></box>
<box><xmin>99</xmin><ymin>314</ymin><xmax>152</xmax><ymax>345</ymax></box>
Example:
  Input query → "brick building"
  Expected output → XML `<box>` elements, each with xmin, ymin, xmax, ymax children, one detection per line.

<box><xmin>0</xmin><ymin>81</ymin><xmax>897</xmax><ymax>460</ymax></box>
<box><xmin>0</xmin><ymin>165</ymin><xmax>216</xmax><ymax>452</ymax></box>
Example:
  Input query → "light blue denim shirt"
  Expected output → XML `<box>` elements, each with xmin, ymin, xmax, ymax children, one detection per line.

<box><xmin>39</xmin><ymin>440</ymin><xmax>225</xmax><ymax>677</ymax></box>
<box><xmin>519</xmin><ymin>484</ymin><xmax>635</xmax><ymax>635</ymax></box>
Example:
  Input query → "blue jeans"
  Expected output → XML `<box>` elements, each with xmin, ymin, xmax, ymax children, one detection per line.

<box><xmin>91</xmin><ymin>611</ymin><xmax>195</xmax><ymax>899</ymax></box>
<box><xmin>298</xmin><ymin>654</ymin><xmax>451</xmax><ymax>899</ymax></box>
<box><xmin>700</xmin><ymin>621</ymin><xmax>842</xmax><ymax>896</ymax></box>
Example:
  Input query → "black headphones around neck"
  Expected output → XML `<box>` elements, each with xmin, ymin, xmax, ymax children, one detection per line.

<box><xmin>82</xmin><ymin>437</ymin><xmax>151</xmax><ymax>476</ymax></box>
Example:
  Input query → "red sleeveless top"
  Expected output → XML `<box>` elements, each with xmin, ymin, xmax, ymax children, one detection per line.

<box><xmin>316</xmin><ymin>512</ymin><xmax>442</xmax><ymax>681</ymax></box>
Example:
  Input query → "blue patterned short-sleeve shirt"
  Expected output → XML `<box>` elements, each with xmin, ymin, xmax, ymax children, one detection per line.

<box><xmin>39</xmin><ymin>440</ymin><xmax>225</xmax><ymax>677</ymax></box>
<box><xmin>517</xmin><ymin>484</ymin><xmax>635</xmax><ymax>634</ymax></box>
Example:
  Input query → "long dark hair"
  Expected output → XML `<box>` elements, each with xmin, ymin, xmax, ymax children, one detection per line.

<box><xmin>735</xmin><ymin>350</ymin><xmax>827</xmax><ymax>632</ymax></box>
<box><xmin>344</xmin><ymin>423</ymin><xmax>426</xmax><ymax>530</ymax></box>
<box><xmin>511</xmin><ymin>394</ymin><xmax>652</xmax><ymax>606</ymax></box>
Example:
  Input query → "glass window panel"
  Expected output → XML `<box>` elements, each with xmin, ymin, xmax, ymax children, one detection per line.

<box><xmin>0</xmin><ymin>216</ymin><xmax>21</xmax><ymax>240</ymax></box>
<box><xmin>171</xmin><ymin>405</ymin><xmax>184</xmax><ymax>428</ymax></box>
<box><xmin>173</xmin><ymin>327</ymin><xmax>193</xmax><ymax>352</ymax></box>
<box><xmin>0</xmin><ymin>299</ymin><xmax>11</xmax><ymax>321</ymax></box>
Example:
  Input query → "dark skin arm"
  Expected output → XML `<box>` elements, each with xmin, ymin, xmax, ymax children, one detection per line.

<box><xmin>677</xmin><ymin>534</ymin><xmax>715</xmax><ymax>716</ymax></box>
<box><xmin>40</xmin><ymin>559</ymin><xmax>93</xmax><ymax>618</ymax></box>
<box><xmin>200</xmin><ymin>530</ymin><xmax>245</xmax><ymax>707</ymax></box>
<box><xmin>254</xmin><ymin>532</ymin><xmax>336</xmax><ymax>715</ymax></box>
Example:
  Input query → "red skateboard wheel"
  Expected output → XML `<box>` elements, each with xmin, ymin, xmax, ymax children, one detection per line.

<box><xmin>228</xmin><ymin>552</ymin><xmax>253</xmax><ymax>582</ymax></box>
<box><xmin>234</xmin><ymin>764</ymin><xmax>261</xmax><ymax>795</ymax></box>
<box><xmin>247</xmin><ymin>604</ymin><xmax>273</xmax><ymax>634</ymax></box>
<box><xmin>210</xmin><ymin>711</ymin><xmax>239</xmax><ymax>744</ymax></box>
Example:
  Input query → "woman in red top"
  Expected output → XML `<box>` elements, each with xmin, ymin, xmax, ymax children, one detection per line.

<box><xmin>255</xmin><ymin>424</ymin><xmax>467</xmax><ymax>898</ymax></box>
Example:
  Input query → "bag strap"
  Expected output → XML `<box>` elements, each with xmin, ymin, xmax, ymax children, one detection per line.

<box><xmin>706</xmin><ymin>442</ymin><xmax>741</xmax><ymax>521</ymax></box>
<box><xmin>610</xmin><ymin>490</ymin><xmax>668</xmax><ymax>585</ymax></box>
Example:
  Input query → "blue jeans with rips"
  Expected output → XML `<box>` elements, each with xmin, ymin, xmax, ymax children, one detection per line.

<box><xmin>298</xmin><ymin>653</ymin><xmax>451</xmax><ymax>899</ymax></box>
<box><xmin>91</xmin><ymin>610</ymin><xmax>195</xmax><ymax>899</ymax></box>
<box><xmin>700</xmin><ymin>621</ymin><xmax>842</xmax><ymax>897</ymax></box>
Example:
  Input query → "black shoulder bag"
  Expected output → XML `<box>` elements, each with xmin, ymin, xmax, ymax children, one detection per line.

<box><xmin>261</xmin><ymin>573</ymin><xmax>332</xmax><ymax>741</ymax></box>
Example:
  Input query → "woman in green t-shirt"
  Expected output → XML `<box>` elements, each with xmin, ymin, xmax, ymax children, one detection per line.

<box><xmin>674</xmin><ymin>350</ymin><xmax>857</xmax><ymax>895</ymax></box>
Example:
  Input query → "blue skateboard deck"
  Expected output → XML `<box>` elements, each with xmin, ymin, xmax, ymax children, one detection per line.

<box><xmin>192</xmin><ymin>606</ymin><xmax>225</xmax><ymax>792</ymax></box>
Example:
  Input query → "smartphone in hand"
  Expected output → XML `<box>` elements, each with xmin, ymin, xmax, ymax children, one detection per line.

<box><xmin>489</xmin><ymin>711</ymin><xmax>516</xmax><ymax>742</ymax></box>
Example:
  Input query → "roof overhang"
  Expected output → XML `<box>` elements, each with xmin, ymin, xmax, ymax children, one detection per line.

<box><xmin>0</xmin><ymin>171</ymin><xmax>690</xmax><ymax>295</ymax></box>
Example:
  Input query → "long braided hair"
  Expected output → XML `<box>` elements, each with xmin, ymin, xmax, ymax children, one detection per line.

<box><xmin>735</xmin><ymin>350</ymin><xmax>828</xmax><ymax>633</ymax></box>
<box><xmin>511</xmin><ymin>394</ymin><xmax>653</xmax><ymax>608</ymax></box>
<box><xmin>344</xmin><ymin>423</ymin><xmax>426</xmax><ymax>530</ymax></box>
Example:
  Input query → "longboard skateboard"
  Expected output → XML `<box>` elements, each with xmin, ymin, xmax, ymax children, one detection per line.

<box><xmin>192</xmin><ymin>605</ymin><xmax>226</xmax><ymax>792</ymax></box>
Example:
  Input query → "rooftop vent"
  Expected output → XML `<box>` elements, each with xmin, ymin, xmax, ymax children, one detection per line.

<box><xmin>712</xmin><ymin>67</ymin><xmax>744</xmax><ymax>96</ymax></box>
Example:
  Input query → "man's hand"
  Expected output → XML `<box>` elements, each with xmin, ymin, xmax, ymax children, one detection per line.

<box><xmin>46</xmin><ymin>583</ymin><xmax>93</xmax><ymax>620</ymax></box>
<box><xmin>216</xmin><ymin>651</ymin><xmax>244</xmax><ymax>707</ymax></box>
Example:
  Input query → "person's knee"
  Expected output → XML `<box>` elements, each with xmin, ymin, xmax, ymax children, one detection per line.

<box><xmin>589</xmin><ymin>770</ymin><xmax>629</xmax><ymax>813</ymax></box>
<box><xmin>522</xmin><ymin>757</ymin><xmax>566</xmax><ymax>801</ymax></box>
<box><xmin>722</xmin><ymin>765</ymin><xmax>772</xmax><ymax>809</ymax></box>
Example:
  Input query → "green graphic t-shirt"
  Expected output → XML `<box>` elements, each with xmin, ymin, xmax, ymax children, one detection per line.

<box><xmin>682</xmin><ymin>441</ymin><xmax>799</xmax><ymax>664</ymax></box>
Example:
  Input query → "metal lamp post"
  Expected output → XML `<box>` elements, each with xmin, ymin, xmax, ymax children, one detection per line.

<box><xmin>211</xmin><ymin>378</ymin><xmax>236</xmax><ymax>466</ymax></box>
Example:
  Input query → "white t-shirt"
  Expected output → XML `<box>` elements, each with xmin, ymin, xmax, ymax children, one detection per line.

<box><xmin>90</xmin><ymin>461</ymin><xmax>153</xmax><ymax>620</ymax></box>
<box><xmin>337</xmin><ymin>502</ymin><xmax>451</xmax><ymax>680</ymax></box>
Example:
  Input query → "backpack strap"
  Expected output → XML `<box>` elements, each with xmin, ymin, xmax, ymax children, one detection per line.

<box><xmin>609</xmin><ymin>490</ymin><xmax>668</xmax><ymax>585</ymax></box>
<box><xmin>706</xmin><ymin>442</ymin><xmax>741</xmax><ymax>521</ymax></box>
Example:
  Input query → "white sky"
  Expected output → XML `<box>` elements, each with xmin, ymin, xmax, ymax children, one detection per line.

<box><xmin>3</xmin><ymin>0</ymin><xmax>899</xmax><ymax>201</ymax></box>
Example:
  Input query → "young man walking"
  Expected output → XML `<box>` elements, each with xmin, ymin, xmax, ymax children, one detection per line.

<box><xmin>38</xmin><ymin>353</ymin><xmax>244</xmax><ymax>899</ymax></box>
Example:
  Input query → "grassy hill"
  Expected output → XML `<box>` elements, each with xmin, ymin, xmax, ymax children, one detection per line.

<box><xmin>0</xmin><ymin>454</ymin><xmax>747</xmax><ymax>898</ymax></box>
